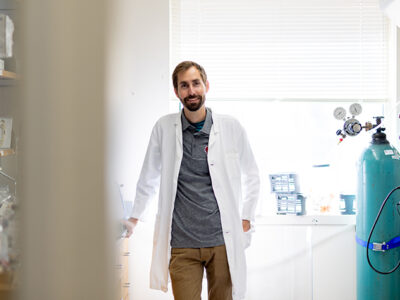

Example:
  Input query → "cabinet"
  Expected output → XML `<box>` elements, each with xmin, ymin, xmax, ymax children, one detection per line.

<box><xmin>246</xmin><ymin>216</ymin><xmax>356</xmax><ymax>300</ymax></box>
<box><xmin>117</xmin><ymin>238</ymin><xmax>131</xmax><ymax>300</ymax></box>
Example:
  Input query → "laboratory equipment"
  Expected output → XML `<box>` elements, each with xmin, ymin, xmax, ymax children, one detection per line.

<box><xmin>269</xmin><ymin>173</ymin><xmax>306</xmax><ymax>215</ymax></box>
<box><xmin>269</xmin><ymin>173</ymin><xmax>299</xmax><ymax>193</ymax></box>
<box><xmin>275</xmin><ymin>193</ymin><xmax>306</xmax><ymax>215</ymax></box>
<box><xmin>339</xmin><ymin>194</ymin><xmax>356</xmax><ymax>215</ymax></box>
<box><xmin>333</xmin><ymin>104</ymin><xmax>400</xmax><ymax>299</ymax></box>
<box><xmin>334</xmin><ymin>103</ymin><xmax>375</xmax><ymax>144</ymax></box>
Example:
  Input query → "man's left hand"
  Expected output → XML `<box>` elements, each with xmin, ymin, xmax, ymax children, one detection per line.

<box><xmin>242</xmin><ymin>219</ymin><xmax>251</xmax><ymax>232</ymax></box>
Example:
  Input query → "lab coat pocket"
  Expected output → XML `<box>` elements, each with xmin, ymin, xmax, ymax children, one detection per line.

<box><xmin>242</xmin><ymin>225</ymin><xmax>255</xmax><ymax>249</ymax></box>
<box><xmin>242</xmin><ymin>230</ymin><xmax>252</xmax><ymax>249</ymax></box>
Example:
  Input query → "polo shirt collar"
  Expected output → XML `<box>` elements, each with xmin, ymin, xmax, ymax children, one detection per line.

<box><xmin>181</xmin><ymin>107</ymin><xmax>213</xmax><ymax>134</ymax></box>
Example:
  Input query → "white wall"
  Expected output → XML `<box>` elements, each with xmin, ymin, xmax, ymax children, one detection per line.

<box><xmin>106</xmin><ymin>0</ymin><xmax>170</xmax><ymax>187</ymax></box>
<box><xmin>106</xmin><ymin>0</ymin><xmax>170</xmax><ymax>298</ymax></box>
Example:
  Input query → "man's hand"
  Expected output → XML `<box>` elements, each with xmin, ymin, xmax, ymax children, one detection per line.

<box><xmin>242</xmin><ymin>219</ymin><xmax>251</xmax><ymax>232</ymax></box>
<box><xmin>122</xmin><ymin>218</ymin><xmax>138</xmax><ymax>238</ymax></box>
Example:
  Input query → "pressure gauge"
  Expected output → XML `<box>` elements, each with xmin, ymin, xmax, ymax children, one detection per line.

<box><xmin>349</xmin><ymin>103</ymin><xmax>362</xmax><ymax>116</ymax></box>
<box><xmin>334</xmin><ymin>107</ymin><xmax>346</xmax><ymax>120</ymax></box>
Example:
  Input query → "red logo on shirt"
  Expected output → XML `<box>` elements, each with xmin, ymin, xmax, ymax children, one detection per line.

<box><xmin>205</xmin><ymin>146</ymin><xmax>208</xmax><ymax>154</ymax></box>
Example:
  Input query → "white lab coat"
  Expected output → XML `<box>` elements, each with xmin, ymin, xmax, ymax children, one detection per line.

<box><xmin>131</xmin><ymin>111</ymin><xmax>260</xmax><ymax>300</ymax></box>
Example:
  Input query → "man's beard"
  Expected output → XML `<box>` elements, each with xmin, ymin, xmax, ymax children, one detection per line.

<box><xmin>182</xmin><ymin>94</ymin><xmax>205</xmax><ymax>112</ymax></box>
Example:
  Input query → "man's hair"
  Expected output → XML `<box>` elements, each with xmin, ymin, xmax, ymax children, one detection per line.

<box><xmin>172</xmin><ymin>61</ymin><xmax>207</xmax><ymax>90</ymax></box>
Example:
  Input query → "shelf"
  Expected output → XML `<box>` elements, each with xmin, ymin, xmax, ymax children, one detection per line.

<box><xmin>0</xmin><ymin>149</ymin><xmax>15</xmax><ymax>157</ymax></box>
<box><xmin>0</xmin><ymin>70</ymin><xmax>17</xmax><ymax>80</ymax></box>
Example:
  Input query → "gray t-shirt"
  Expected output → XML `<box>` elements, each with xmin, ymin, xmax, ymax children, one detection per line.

<box><xmin>170</xmin><ymin>108</ymin><xmax>225</xmax><ymax>248</ymax></box>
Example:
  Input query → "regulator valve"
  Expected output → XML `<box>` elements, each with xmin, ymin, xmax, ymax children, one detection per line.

<box><xmin>333</xmin><ymin>104</ymin><xmax>385</xmax><ymax>144</ymax></box>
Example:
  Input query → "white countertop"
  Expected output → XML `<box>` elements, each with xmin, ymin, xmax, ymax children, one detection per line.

<box><xmin>255</xmin><ymin>214</ymin><xmax>356</xmax><ymax>225</ymax></box>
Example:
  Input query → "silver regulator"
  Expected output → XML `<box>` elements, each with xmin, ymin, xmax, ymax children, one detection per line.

<box><xmin>333</xmin><ymin>103</ymin><xmax>383</xmax><ymax>144</ymax></box>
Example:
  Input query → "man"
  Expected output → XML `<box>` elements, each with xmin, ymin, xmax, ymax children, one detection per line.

<box><xmin>126</xmin><ymin>61</ymin><xmax>260</xmax><ymax>300</ymax></box>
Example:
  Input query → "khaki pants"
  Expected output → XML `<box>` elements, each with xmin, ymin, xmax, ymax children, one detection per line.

<box><xmin>169</xmin><ymin>245</ymin><xmax>233</xmax><ymax>300</ymax></box>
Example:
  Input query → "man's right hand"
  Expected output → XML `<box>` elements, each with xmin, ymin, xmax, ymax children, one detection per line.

<box><xmin>122</xmin><ymin>218</ymin><xmax>138</xmax><ymax>238</ymax></box>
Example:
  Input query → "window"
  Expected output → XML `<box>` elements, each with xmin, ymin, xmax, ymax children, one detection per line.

<box><xmin>170</xmin><ymin>0</ymin><xmax>392</xmax><ymax>215</ymax></box>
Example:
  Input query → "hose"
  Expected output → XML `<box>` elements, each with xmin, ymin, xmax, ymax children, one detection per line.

<box><xmin>366</xmin><ymin>186</ymin><xmax>400</xmax><ymax>275</ymax></box>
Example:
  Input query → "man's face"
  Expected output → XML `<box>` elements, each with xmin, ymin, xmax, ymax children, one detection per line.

<box><xmin>174</xmin><ymin>66</ymin><xmax>209</xmax><ymax>112</ymax></box>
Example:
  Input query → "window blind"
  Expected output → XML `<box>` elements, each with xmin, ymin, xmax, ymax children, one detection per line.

<box><xmin>170</xmin><ymin>0</ymin><xmax>389</xmax><ymax>101</ymax></box>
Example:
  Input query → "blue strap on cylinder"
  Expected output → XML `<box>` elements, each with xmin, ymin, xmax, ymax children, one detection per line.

<box><xmin>356</xmin><ymin>235</ymin><xmax>400</xmax><ymax>251</ymax></box>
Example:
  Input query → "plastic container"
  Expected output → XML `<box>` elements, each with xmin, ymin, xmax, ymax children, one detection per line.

<box><xmin>276</xmin><ymin>193</ymin><xmax>306</xmax><ymax>215</ymax></box>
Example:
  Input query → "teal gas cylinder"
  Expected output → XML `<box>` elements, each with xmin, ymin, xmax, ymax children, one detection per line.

<box><xmin>356</xmin><ymin>129</ymin><xmax>400</xmax><ymax>300</ymax></box>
